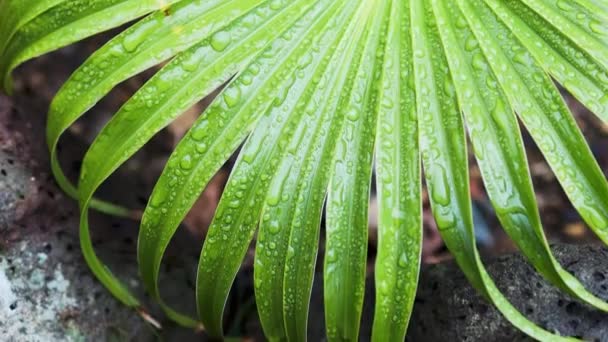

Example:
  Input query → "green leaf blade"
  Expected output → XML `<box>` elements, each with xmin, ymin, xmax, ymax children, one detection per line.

<box><xmin>1</xmin><ymin>0</ymin><xmax>186</xmax><ymax>91</ymax></box>
<box><xmin>371</xmin><ymin>0</ymin><xmax>421</xmax><ymax>340</ymax></box>
<box><xmin>324</xmin><ymin>0</ymin><xmax>389</xmax><ymax>340</ymax></box>
<box><xmin>0</xmin><ymin>0</ymin><xmax>67</xmax><ymax>62</ymax></box>
<box><xmin>483</xmin><ymin>0</ymin><xmax>608</xmax><ymax>122</ymax></box>
<box><xmin>518</xmin><ymin>0</ymin><xmax>608</xmax><ymax>69</ymax></box>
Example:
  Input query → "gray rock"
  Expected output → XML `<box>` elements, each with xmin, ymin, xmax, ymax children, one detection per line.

<box><xmin>0</xmin><ymin>96</ymin><xmax>31</xmax><ymax>233</ymax></box>
<box><xmin>0</xmin><ymin>95</ymin><xmax>157</xmax><ymax>341</ymax></box>
<box><xmin>408</xmin><ymin>244</ymin><xmax>608</xmax><ymax>342</ymax></box>
<box><xmin>0</xmin><ymin>150</ymin><xmax>151</xmax><ymax>341</ymax></box>
<box><xmin>0</xmin><ymin>149</ymin><xmax>32</xmax><ymax>233</ymax></box>
<box><xmin>0</xmin><ymin>238</ymin><xmax>148</xmax><ymax>341</ymax></box>
<box><xmin>306</xmin><ymin>244</ymin><xmax>608</xmax><ymax>341</ymax></box>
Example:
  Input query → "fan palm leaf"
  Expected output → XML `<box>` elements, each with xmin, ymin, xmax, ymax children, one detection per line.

<box><xmin>1</xmin><ymin>0</ymin><xmax>608</xmax><ymax>340</ymax></box>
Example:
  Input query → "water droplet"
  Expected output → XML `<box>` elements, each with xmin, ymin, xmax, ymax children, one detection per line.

<box><xmin>346</xmin><ymin>108</ymin><xmax>359</xmax><ymax>121</ymax></box>
<box><xmin>556</xmin><ymin>0</ymin><xmax>574</xmax><ymax>11</ymax></box>
<box><xmin>464</xmin><ymin>36</ymin><xmax>478</xmax><ymax>52</ymax></box>
<box><xmin>267</xmin><ymin>163</ymin><xmax>291</xmax><ymax>206</ymax></box>
<box><xmin>579</xmin><ymin>206</ymin><xmax>608</xmax><ymax>229</ymax></box>
<box><xmin>150</xmin><ymin>186</ymin><xmax>168</xmax><ymax>207</ymax></box>
<box><xmin>223</xmin><ymin>86</ymin><xmax>241</xmax><ymax>108</ymax></box>
<box><xmin>191</xmin><ymin>119</ymin><xmax>209</xmax><ymax>141</ymax></box>
<box><xmin>435</xmin><ymin>206</ymin><xmax>456</xmax><ymax>230</ymax></box>
<box><xmin>227</xmin><ymin>199</ymin><xmax>240</xmax><ymax>209</ymax></box>
<box><xmin>210</xmin><ymin>31</ymin><xmax>231</xmax><ymax>52</ymax></box>
<box><xmin>326</xmin><ymin>249</ymin><xmax>337</xmax><ymax>263</ymax></box>
<box><xmin>122</xmin><ymin>20</ymin><xmax>158</xmax><ymax>52</ymax></box>
<box><xmin>398</xmin><ymin>252</ymin><xmax>408</xmax><ymax>268</ymax></box>
<box><xmin>589</xmin><ymin>20</ymin><xmax>605</xmax><ymax>35</ymax></box>
<box><xmin>429</xmin><ymin>165</ymin><xmax>451</xmax><ymax>206</ymax></box>
<box><xmin>182</xmin><ymin>53</ymin><xmax>200</xmax><ymax>72</ymax></box>
<box><xmin>471</xmin><ymin>53</ymin><xmax>486</xmax><ymax>71</ymax></box>
<box><xmin>180</xmin><ymin>155</ymin><xmax>193</xmax><ymax>170</ymax></box>
<box><xmin>512</xmin><ymin>51</ymin><xmax>529</xmax><ymax>66</ymax></box>
<box><xmin>269</xmin><ymin>220</ymin><xmax>280</xmax><ymax>234</ymax></box>
<box><xmin>269</xmin><ymin>0</ymin><xmax>283</xmax><ymax>10</ymax></box>
<box><xmin>195</xmin><ymin>142</ymin><xmax>208</xmax><ymax>153</ymax></box>
<box><xmin>240</xmin><ymin>72</ymin><xmax>253</xmax><ymax>86</ymax></box>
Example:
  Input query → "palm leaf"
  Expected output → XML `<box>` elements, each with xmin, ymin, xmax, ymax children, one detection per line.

<box><xmin>2</xmin><ymin>0</ymin><xmax>608</xmax><ymax>340</ymax></box>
